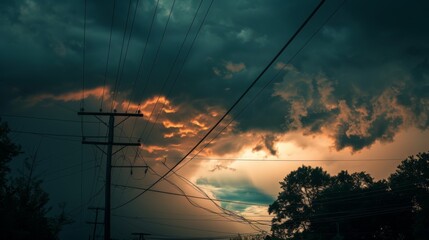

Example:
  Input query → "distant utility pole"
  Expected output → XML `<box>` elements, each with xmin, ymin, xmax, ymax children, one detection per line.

<box><xmin>78</xmin><ymin>111</ymin><xmax>143</xmax><ymax>240</ymax></box>
<box><xmin>87</xmin><ymin>207</ymin><xmax>104</xmax><ymax>240</ymax></box>
<box><xmin>131</xmin><ymin>232</ymin><xmax>151</xmax><ymax>240</ymax></box>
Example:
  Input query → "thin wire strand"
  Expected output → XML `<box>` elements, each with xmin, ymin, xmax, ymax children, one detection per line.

<box><xmin>81</xmin><ymin>0</ymin><xmax>87</xmax><ymax>112</ymax></box>
<box><xmin>111</xmin><ymin>0</ymin><xmax>133</xmax><ymax>111</ymax></box>
<box><xmin>112</xmin><ymin>0</ymin><xmax>141</xmax><ymax>109</ymax></box>
<box><xmin>80</xmin><ymin>0</ymin><xmax>87</xmax><ymax>231</ymax></box>
<box><xmin>125</xmin><ymin>0</ymin><xmax>160</xmax><ymax>112</ymax></box>
<box><xmin>1</xmin><ymin>114</ymin><xmax>98</xmax><ymax>123</ymax></box>
<box><xmin>100</xmin><ymin>0</ymin><xmax>117</xmax><ymax>111</ymax></box>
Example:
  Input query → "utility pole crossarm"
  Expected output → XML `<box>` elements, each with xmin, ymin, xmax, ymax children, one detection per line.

<box><xmin>78</xmin><ymin>111</ymin><xmax>143</xmax><ymax>240</ymax></box>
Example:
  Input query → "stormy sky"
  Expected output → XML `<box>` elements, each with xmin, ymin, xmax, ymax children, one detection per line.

<box><xmin>1</xmin><ymin>0</ymin><xmax>428</xmax><ymax>239</ymax></box>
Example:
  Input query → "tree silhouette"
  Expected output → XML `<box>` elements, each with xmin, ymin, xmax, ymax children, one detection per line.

<box><xmin>268</xmin><ymin>166</ymin><xmax>331</xmax><ymax>239</ymax></box>
<box><xmin>0</xmin><ymin>120</ymin><xmax>71</xmax><ymax>240</ymax></box>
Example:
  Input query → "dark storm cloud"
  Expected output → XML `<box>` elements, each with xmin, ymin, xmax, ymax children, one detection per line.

<box><xmin>1</xmin><ymin>0</ymin><xmax>315</xmax><ymax>126</ymax></box>
<box><xmin>269</xmin><ymin>0</ymin><xmax>429</xmax><ymax>151</ymax></box>
<box><xmin>0</xmin><ymin>0</ymin><xmax>209</xmax><ymax>106</ymax></box>
<box><xmin>2</xmin><ymin>0</ymin><xmax>428</xmax><ymax>153</ymax></box>
<box><xmin>0</xmin><ymin>0</ymin><xmax>82</xmax><ymax>107</ymax></box>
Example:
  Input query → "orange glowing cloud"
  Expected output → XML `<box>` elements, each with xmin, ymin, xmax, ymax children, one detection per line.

<box><xmin>210</xmin><ymin>111</ymin><xmax>219</xmax><ymax>117</ymax></box>
<box><xmin>55</xmin><ymin>86</ymin><xmax>107</xmax><ymax>101</ymax></box>
<box><xmin>162</xmin><ymin>120</ymin><xmax>184</xmax><ymax>129</ymax></box>
<box><xmin>28</xmin><ymin>86</ymin><xmax>110</xmax><ymax>105</ymax></box>
<box><xmin>119</xmin><ymin>95</ymin><xmax>178</xmax><ymax>121</ymax></box>
<box><xmin>142</xmin><ymin>96</ymin><xmax>177</xmax><ymax>119</ymax></box>
<box><xmin>141</xmin><ymin>145</ymin><xmax>167</xmax><ymax>154</ymax></box>
<box><xmin>191</xmin><ymin>119</ymin><xmax>208</xmax><ymax>130</ymax></box>
<box><xmin>163</xmin><ymin>132</ymin><xmax>175</xmax><ymax>138</ymax></box>
<box><xmin>225</xmin><ymin>61</ymin><xmax>246</xmax><ymax>73</ymax></box>
<box><xmin>141</xmin><ymin>96</ymin><xmax>177</xmax><ymax>114</ymax></box>
<box><xmin>121</xmin><ymin>100</ymin><xmax>140</xmax><ymax>112</ymax></box>
<box><xmin>178</xmin><ymin>127</ymin><xmax>199</xmax><ymax>137</ymax></box>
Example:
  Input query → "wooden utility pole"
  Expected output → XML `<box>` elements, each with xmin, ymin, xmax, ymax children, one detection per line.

<box><xmin>78</xmin><ymin>111</ymin><xmax>143</xmax><ymax>240</ymax></box>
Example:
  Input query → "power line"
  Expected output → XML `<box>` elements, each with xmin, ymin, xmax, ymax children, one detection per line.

<box><xmin>112</xmin><ymin>0</ymin><xmax>142</xmax><ymax>109</ymax></box>
<box><xmin>67</xmin><ymin>186</ymin><xmax>105</xmax><ymax>217</ymax></box>
<box><xmin>101</xmin><ymin>0</ymin><xmax>117</xmax><ymax>111</ymax></box>
<box><xmin>129</xmin><ymin>155</ymin><xmax>268</xmax><ymax>231</ymax></box>
<box><xmin>86</xmin><ymin>144</ymin><xmax>106</xmax><ymax>218</ymax></box>
<box><xmin>176</xmin><ymin>0</ymin><xmax>347</xmax><ymax>173</ymax></box>
<box><xmin>120</xmin><ymin>2</ymin><xmax>178</xmax><ymax>184</ymax></box>
<box><xmin>142</xmin><ymin>160</ymin><xmax>254</xmax><ymax>225</ymax></box>
<box><xmin>10</xmin><ymin>129</ymin><xmax>140</xmax><ymax>140</ymax></box>
<box><xmin>166</xmin><ymin>166</ymin><xmax>269</xmax><ymax>230</ymax></box>
<box><xmin>113</xmin><ymin>214</ymin><xmax>271</xmax><ymax>223</ymax></box>
<box><xmin>107</xmin><ymin>0</ymin><xmax>144</xmax><ymax>202</ymax></box>
<box><xmin>135</xmin><ymin>0</ymin><xmax>176</xmax><ymax>131</ymax></box>
<box><xmin>126</xmin><ymin>0</ymin><xmax>213</xmax><ymax>178</ymax></box>
<box><xmin>0</xmin><ymin>114</ymin><xmax>98</xmax><ymax>123</ymax></box>
<box><xmin>112</xmin><ymin>183</ymin><xmax>267</xmax><ymax>206</ymax></box>
<box><xmin>42</xmin><ymin>159</ymin><xmax>94</xmax><ymax>178</ymax></box>
<box><xmin>126</xmin><ymin>154</ymin><xmax>267</xmax><ymax>231</ymax></box>
<box><xmin>10</xmin><ymin>130</ymin><xmax>86</xmax><ymax>138</ymax></box>
<box><xmin>119</xmin><ymin>1</ymin><xmax>162</xmax><ymax>178</ymax></box>
<box><xmin>116</xmin><ymin>214</ymin><xmax>259</xmax><ymax>236</ymax></box>
<box><xmin>137</xmin><ymin>233</ymin><xmax>263</xmax><ymax>240</ymax></box>
<box><xmin>111</xmin><ymin>0</ymin><xmax>134</xmax><ymax>110</ymax></box>
<box><xmin>143</xmin><ymin>156</ymin><xmax>403</xmax><ymax>162</ymax></box>
<box><xmin>118</xmin><ymin>1</ymin><xmax>217</xmax><ymax>216</ymax></box>
<box><xmin>45</xmin><ymin>165</ymin><xmax>96</xmax><ymax>183</ymax></box>
<box><xmin>147</xmin><ymin>0</ymin><xmax>214</xmax><ymax>137</ymax></box>
<box><xmin>80</xmin><ymin>2</ymin><xmax>88</xmax><ymax>229</ymax></box>
<box><xmin>125</xmin><ymin>0</ymin><xmax>160</xmax><ymax>112</ymax></box>
<box><xmin>140</xmin><ymin>0</ymin><xmax>204</xmax><ymax>143</ymax></box>
<box><xmin>114</xmin><ymin>0</ymin><xmax>327</xmax><ymax>210</ymax></box>
<box><xmin>81</xmin><ymin>0</ymin><xmax>87</xmax><ymax>111</ymax></box>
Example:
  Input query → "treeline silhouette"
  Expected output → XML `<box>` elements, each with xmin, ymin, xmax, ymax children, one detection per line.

<box><xmin>267</xmin><ymin>151</ymin><xmax>429</xmax><ymax>240</ymax></box>
<box><xmin>2</xmin><ymin>117</ymin><xmax>428</xmax><ymax>240</ymax></box>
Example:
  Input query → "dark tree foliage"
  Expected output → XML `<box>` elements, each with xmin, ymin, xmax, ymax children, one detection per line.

<box><xmin>389</xmin><ymin>152</ymin><xmax>429</xmax><ymax>239</ymax></box>
<box><xmin>0</xmin><ymin>120</ymin><xmax>70</xmax><ymax>240</ymax></box>
<box><xmin>268</xmin><ymin>166</ymin><xmax>331</xmax><ymax>239</ymax></box>
<box><xmin>268</xmin><ymin>152</ymin><xmax>429</xmax><ymax>240</ymax></box>
<box><xmin>230</xmin><ymin>233</ymin><xmax>267</xmax><ymax>240</ymax></box>
<box><xmin>0</xmin><ymin>121</ymin><xmax>21</xmax><ymax>190</ymax></box>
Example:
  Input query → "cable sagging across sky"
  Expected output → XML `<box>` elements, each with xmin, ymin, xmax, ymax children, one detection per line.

<box><xmin>113</xmin><ymin>0</ymin><xmax>327</xmax><ymax>210</ymax></box>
